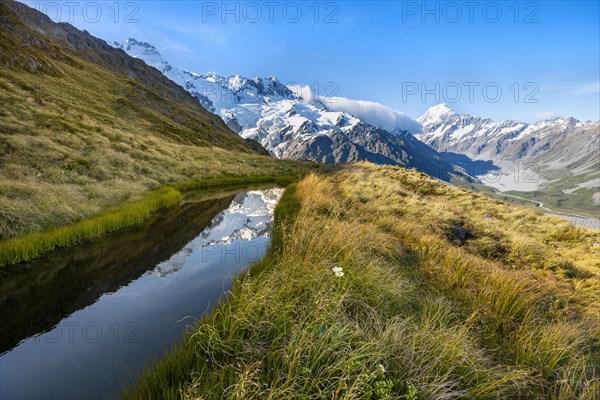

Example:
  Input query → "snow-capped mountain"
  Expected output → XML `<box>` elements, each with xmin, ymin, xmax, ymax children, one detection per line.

<box><xmin>112</xmin><ymin>39</ymin><xmax>468</xmax><ymax>182</ymax></box>
<box><xmin>417</xmin><ymin>104</ymin><xmax>598</xmax><ymax>163</ymax></box>
<box><xmin>416</xmin><ymin>104</ymin><xmax>599</xmax><ymax>210</ymax></box>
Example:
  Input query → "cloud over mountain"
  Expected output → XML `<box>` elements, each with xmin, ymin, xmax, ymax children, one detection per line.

<box><xmin>324</xmin><ymin>97</ymin><xmax>423</xmax><ymax>134</ymax></box>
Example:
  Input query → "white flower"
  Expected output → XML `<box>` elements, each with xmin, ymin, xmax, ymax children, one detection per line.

<box><xmin>332</xmin><ymin>266</ymin><xmax>344</xmax><ymax>277</ymax></box>
<box><xmin>377</xmin><ymin>363</ymin><xmax>386</xmax><ymax>373</ymax></box>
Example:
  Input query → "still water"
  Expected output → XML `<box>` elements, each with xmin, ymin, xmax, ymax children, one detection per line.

<box><xmin>0</xmin><ymin>187</ymin><xmax>283</xmax><ymax>399</ymax></box>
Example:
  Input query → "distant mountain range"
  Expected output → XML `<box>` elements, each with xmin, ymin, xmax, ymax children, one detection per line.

<box><xmin>112</xmin><ymin>38</ymin><xmax>470</xmax><ymax>183</ymax></box>
<box><xmin>115</xmin><ymin>38</ymin><xmax>598</xmax><ymax>214</ymax></box>
<box><xmin>416</xmin><ymin>104</ymin><xmax>599</xmax><ymax>214</ymax></box>
<box><xmin>417</xmin><ymin>103</ymin><xmax>598</xmax><ymax>170</ymax></box>
<box><xmin>114</xmin><ymin>38</ymin><xmax>599</xmax><ymax>214</ymax></box>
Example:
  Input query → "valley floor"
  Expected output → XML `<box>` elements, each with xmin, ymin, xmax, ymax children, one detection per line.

<box><xmin>126</xmin><ymin>163</ymin><xmax>600</xmax><ymax>399</ymax></box>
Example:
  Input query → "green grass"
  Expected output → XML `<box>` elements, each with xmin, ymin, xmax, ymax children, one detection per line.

<box><xmin>0</xmin><ymin>174</ymin><xmax>309</xmax><ymax>268</ymax></box>
<box><xmin>124</xmin><ymin>164</ymin><xmax>599</xmax><ymax>399</ymax></box>
<box><xmin>0</xmin><ymin>186</ymin><xmax>180</xmax><ymax>268</ymax></box>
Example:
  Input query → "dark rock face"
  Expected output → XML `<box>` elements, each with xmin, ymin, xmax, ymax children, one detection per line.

<box><xmin>191</xmin><ymin>92</ymin><xmax>216</xmax><ymax>112</ymax></box>
<box><xmin>279</xmin><ymin>126</ymin><xmax>466</xmax><ymax>182</ymax></box>
<box><xmin>244</xmin><ymin>139</ymin><xmax>271</xmax><ymax>156</ymax></box>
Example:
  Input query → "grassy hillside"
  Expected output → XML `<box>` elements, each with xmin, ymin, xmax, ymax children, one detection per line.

<box><xmin>126</xmin><ymin>163</ymin><xmax>599</xmax><ymax>399</ymax></box>
<box><xmin>0</xmin><ymin>1</ymin><xmax>311</xmax><ymax>245</ymax></box>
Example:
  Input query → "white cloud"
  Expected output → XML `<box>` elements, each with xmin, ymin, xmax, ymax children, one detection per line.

<box><xmin>285</xmin><ymin>84</ymin><xmax>422</xmax><ymax>133</ymax></box>
<box><xmin>324</xmin><ymin>97</ymin><xmax>422</xmax><ymax>134</ymax></box>
<box><xmin>286</xmin><ymin>84</ymin><xmax>314</xmax><ymax>103</ymax></box>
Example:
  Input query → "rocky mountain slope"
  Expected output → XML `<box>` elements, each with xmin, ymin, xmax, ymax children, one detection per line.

<box><xmin>114</xmin><ymin>39</ymin><xmax>469</xmax><ymax>182</ymax></box>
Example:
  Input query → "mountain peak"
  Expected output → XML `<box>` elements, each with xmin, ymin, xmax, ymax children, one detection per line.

<box><xmin>417</xmin><ymin>103</ymin><xmax>456</xmax><ymax>124</ymax></box>
<box><xmin>126</xmin><ymin>38</ymin><xmax>154</xmax><ymax>48</ymax></box>
<box><xmin>112</xmin><ymin>38</ymin><xmax>163</xmax><ymax>58</ymax></box>
<box><xmin>111</xmin><ymin>38</ymin><xmax>169</xmax><ymax>72</ymax></box>
<box><xmin>427</xmin><ymin>103</ymin><xmax>455</xmax><ymax>116</ymax></box>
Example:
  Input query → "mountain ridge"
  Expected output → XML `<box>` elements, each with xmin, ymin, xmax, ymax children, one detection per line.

<box><xmin>114</xmin><ymin>38</ymin><xmax>471</xmax><ymax>182</ymax></box>
<box><xmin>416</xmin><ymin>103</ymin><xmax>598</xmax><ymax>162</ymax></box>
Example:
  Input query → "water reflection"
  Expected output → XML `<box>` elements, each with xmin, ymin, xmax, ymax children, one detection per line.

<box><xmin>152</xmin><ymin>189</ymin><xmax>283</xmax><ymax>277</ymax></box>
<box><xmin>0</xmin><ymin>195</ymin><xmax>234</xmax><ymax>354</ymax></box>
<box><xmin>0</xmin><ymin>188</ymin><xmax>283</xmax><ymax>400</ymax></box>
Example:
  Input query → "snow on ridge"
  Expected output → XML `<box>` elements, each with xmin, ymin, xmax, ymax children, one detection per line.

<box><xmin>116</xmin><ymin>38</ymin><xmax>422</xmax><ymax>156</ymax></box>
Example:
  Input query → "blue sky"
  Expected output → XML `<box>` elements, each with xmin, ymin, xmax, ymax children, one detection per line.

<box><xmin>22</xmin><ymin>1</ymin><xmax>600</xmax><ymax>122</ymax></box>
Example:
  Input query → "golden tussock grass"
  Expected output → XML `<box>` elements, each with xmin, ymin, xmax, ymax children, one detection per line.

<box><xmin>125</xmin><ymin>164</ymin><xmax>599</xmax><ymax>399</ymax></box>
